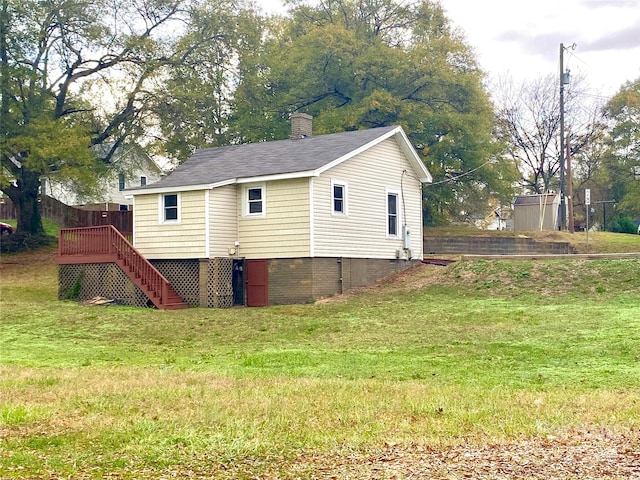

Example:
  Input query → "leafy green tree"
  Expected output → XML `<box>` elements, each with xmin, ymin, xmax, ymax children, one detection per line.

<box><xmin>150</xmin><ymin>1</ymin><xmax>265</xmax><ymax>162</ymax></box>
<box><xmin>230</xmin><ymin>0</ymin><xmax>516</xmax><ymax>224</ymax></box>
<box><xmin>601</xmin><ymin>78</ymin><xmax>640</xmax><ymax>221</ymax></box>
<box><xmin>0</xmin><ymin>0</ymin><xmax>200</xmax><ymax>236</ymax></box>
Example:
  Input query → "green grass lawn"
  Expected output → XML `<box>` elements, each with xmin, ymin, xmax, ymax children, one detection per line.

<box><xmin>0</xmin><ymin>218</ymin><xmax>60</xmax><ymax>237</ymax></box>
<box><xmin>1</xmin><ymin>250</ymin><xmax>639</xmax><ymax>478</ymax></box>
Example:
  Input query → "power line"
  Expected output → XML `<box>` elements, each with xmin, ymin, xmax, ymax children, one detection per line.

<box><xmin>422</xmin><ymin>159</ymin><xmax>495</xmax><ymax>187</ymax></box>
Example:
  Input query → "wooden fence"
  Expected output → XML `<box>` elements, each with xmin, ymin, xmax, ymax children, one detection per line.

<box><xmin>0</xmin><ymin>199</ymin><xmax>16</xmax><ymax>219</ymax></box>
<box><xmin>1</xmin><ymin>196</ymin><xmax>132</xmax><ymax>234</ymax></box>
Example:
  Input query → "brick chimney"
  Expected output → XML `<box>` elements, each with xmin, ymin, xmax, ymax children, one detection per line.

<box><xmin>290</xmin><ymin>113</ymin><xmax>312</xmax><ymax>139</ymax></box>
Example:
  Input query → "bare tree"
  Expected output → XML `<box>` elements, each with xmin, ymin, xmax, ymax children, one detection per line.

<box><xmin>493</xmin><ymin>73</ymin><xmax>604</xmax><ymax>195</ymax></box>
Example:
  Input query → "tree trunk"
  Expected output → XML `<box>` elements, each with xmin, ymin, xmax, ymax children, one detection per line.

<box><xmin>9</xmin><ymin>170</ymin><xmax>45</xmax><ymax>236</ymax></box>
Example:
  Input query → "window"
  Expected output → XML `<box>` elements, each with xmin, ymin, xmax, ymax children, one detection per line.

<box><xmin>163</xmin><ymin>194</ymin><xmax>178</xmax><ymax>222</ymax></box>
<box><xmin>118</xmin><ymin>174</ymin><xmax>125</xmax><ymax>191</ymax></box>
<box><xmin>248</xmin><ymin>188</ymin><xmax>262</xmax><ymax>214</ymax></box>
<box><xmin>140</xmin><ymin>176</ymin><xmax>147</xmax><ymax>186</ymax></box>
<box><xmin>119</xmin><ymin>204</ymin><xmax>128</xmax><ymax>211</ymax></box>
<box><xmin>245</xmin><ymin>185</ymin><xmax>265</xmax><ymax>216</ymax></box>
<box><xmin>331</xmin><ymin>180</ymin><xmax>347</xmax><ymax>215</ymax></box>
<box><xmin>387</xmin><ymin>192</ymin><xmax>399</xmax><ymax>237</ymax></box>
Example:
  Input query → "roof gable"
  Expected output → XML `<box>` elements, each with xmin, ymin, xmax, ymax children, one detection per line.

<box><xmin>94</xmin><ymin>143</ymin><xmax>163</xmax><ymax>174</ymax></box>
<box><xmin>127</xmin><ymin>125</ymin><xmax>431</xmax><ymax>194</ymax></box>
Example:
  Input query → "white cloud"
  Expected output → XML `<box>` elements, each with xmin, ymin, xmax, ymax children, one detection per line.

<box><xmin>582</xmin><ymin>20</ymin><xmax>640</xmax><ymax>51</ymax></box>
<box><xmin>254</xmin><ymin>0</ymin><xmax>640</xmax><ymax>95</ymax></box>
<box><xmin>442</xmin><ymin>0</ymin><xmax>640</xmax><ymax>95</ymax></box>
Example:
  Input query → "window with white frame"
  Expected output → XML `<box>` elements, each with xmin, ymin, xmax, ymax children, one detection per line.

<box><xmin>140</xmin><ymin>176</ymin><xmax>147</xmax><ymax>186</ymax></box>
<box><xmin>245</xmin><ymin>185</ymin><xmax>265</xmax><ymax>216</ymax></box>
<box><xmin>118</xmin><ymin>173</ymin><xmax>125</xmax><ymax>191</ymax></box>
<box><xmin>387</xmin><ymin>192</ymin><xmax>399</xmax><ymax>237</ymax></box>
<box><xmin>331</xmin><ymin>180</ymin><xmax>347</xmax><ymax>215</ymax></box>
<box><xmin>162</xmin><ymin>193</ymin><xmax>179</xmax><ymax>222</ymax></box>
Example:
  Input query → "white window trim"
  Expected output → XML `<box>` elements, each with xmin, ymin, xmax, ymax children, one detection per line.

<box><xmin>330</xmin><ymin>179</ymin><xmax>348</xmax><ymax>216</ymax></box>
<box><xmin>386</xmin><ymin>189</ymin><xmax>401</xmax><ymax>238</ymax></box>
<box><xmin>243</xmin><ymin>183</ymin><xmax>266</xmax><ymax>218</ymax></box>
<box><xmin>159</xmin><ymin>192</ymin><xmax>181</xmax><ymax>224</ymax></box>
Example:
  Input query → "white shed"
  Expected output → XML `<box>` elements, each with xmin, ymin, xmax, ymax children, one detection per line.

<box><xmin>513</xmin><ymin>194</ymin><xmax>561</xmax><ymax>231</ymax></box>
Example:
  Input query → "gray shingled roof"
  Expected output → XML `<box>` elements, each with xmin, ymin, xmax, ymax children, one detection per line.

<box><xmin>134</xmin><ymin>125</ymin><xmax>400</xmax><ymax>190</ymax></box>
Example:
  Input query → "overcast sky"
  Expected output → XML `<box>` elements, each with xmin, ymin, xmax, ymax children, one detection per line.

<box><xmin>256</xmin><ymin>0</ymin><xmax>640</xmax><ymax>98</ymax></box>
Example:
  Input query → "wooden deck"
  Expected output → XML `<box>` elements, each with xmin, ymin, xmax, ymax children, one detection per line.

<box><xmin>57</xmin><ymin>226</ymin><xmax>188</xmax><ymax>310</ymax></box>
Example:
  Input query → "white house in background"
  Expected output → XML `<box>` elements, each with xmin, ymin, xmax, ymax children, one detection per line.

<box><xmin>122</xmin><ymin>114</ymin><xmax>432</xmax><ymax>307</ymax></box>
<box><xmin>43</xmin><ymin>143</ymin><xmax>165</xmax><ymax>211</ymax></box>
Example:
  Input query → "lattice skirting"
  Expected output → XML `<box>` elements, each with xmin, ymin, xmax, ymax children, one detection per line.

<box><xmin>58</xmin><ymin>258</ymin><xmax>235</xmax><ymax>309</ymax></box>
<box><xmin>58</xmin><ymin>264</ymin><xmax>151</xmax><ymax>307</ymax></box>
<box><xmin>150</xmin><ymin>259</ymin><xmax>200</xmax><ymax>305</ymax></box>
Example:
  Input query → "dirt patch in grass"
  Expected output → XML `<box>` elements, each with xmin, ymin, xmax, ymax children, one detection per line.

<box><xmin>280</xmin><ymin>429</ymin><xmax>640</xmax><ymax>479</ymax></box>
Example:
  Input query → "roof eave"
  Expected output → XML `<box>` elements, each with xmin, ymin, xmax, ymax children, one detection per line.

<box><xmin>125</xmin><ymin>178</ymin><xmax>236</xmax><ymax>195</ymax></box>
<box><xmin>393</xmin><ymin>129</ymin><xmax>432</xmax><ymax>183</ymax></box>
<box><xmin>236</xmin><ymin>170</ymin><xmax>318</xmax><ymax>184</ymax></box>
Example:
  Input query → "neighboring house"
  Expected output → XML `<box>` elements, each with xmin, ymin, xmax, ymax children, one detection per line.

<box><xmin>473</xmin><ymin>200</ymin><xmax>512</xmax><ymax>231</ymax></box>
<box><xmin>44</xmin><ymin>143</ymin><xmax>164</xmax><ymax>211</ymax></box>
<box><xmin>58</xmin><ymin>114</ymin><xmax>432</xmax><ymax>308</ymax></box>
<box><xmin>513</xmin><ymin>193</ymin><xmax>561</xmax><ymax>231</ymax></box>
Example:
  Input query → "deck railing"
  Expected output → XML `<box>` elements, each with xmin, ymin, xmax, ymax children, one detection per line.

<box><xmin>58</xmin><ymin>225</ymin><xmax>174</xmax><ymax>308</ymax></box>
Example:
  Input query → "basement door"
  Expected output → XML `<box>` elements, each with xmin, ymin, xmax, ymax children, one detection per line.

<box><xmin>245</xmin><ymin>259</ymin><xmax>268</xmax><ymax>307</ymax></box>
<box><xmin>232</xmin><ymin>260</ymin><xmax>245</xmax><ymax>306</ymax></box>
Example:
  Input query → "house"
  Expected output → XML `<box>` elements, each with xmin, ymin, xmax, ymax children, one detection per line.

<box><xmin>44</xmin><ymin>143</ymin><xmax>165</xmax><ymax>211</ymax></box>
<box><xmin>58</xmin><ymin>114</ymin><xmax>432</xmax><ymax>308</ymax></box>
<box><xmin>513</xmin><ymin>193</ymin><xmax>561</xmax><ymax>231</ymax></box>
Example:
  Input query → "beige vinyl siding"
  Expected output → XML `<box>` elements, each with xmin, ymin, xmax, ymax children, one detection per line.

<box><xmin>209</xmin><ymin>185</ymin><xmax>238</xmax><ymax>258</ymax></box>
<box><xmin>238</xmin><ymin>178</ymin><xmax>311</xmax><ymax>259</ymax></box>
<box><xmin>134</xmin><ymin>190</ymin><xmax>207</xmax><ymax>259</ymax></box>
<box><xmin>313</xmin><ymin>138</ymin><xmax>424</xmax><ymax>259</ymax></box>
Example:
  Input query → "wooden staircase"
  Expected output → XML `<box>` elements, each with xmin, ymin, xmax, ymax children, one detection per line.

<box><xmin>57</xmin><ymin>225</ymin><xmax>188</xmax><ymax>310</ymax></box>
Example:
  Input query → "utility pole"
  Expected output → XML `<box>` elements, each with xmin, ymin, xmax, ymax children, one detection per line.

<box><xmin>559</xmin><ymin>43</ymin><xmax>567</xmax><ymax>231</ymax></box>
<box><xmin>566</xmin><ymin>136</ymin><xmax>574</xmax><ymax>233</ymax></box>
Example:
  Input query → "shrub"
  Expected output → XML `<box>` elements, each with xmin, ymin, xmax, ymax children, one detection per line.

<box><xmin>608</xmin><ymin>216</ymin><xmax>637</xmax><ymax>234</ymax></box>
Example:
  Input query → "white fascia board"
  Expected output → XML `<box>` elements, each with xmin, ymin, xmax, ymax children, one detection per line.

<box><xmin>393</xmin><ymin>129</ymin><xmax>432</xmax><ymax>183</ymax></box>
<box><xmin>209</xmin><ymin>178</ymin><xmax>237</xmax><ymax>188</ymax></box>
<box><xmin>235</xmin><ymin>170</ymin><xmax>318</xmax><ymax>184</ymax></box>
<box><xmin>126</xmin><ymin>180</ymin><xmax>235</xmax><ymax>196</ymax></box>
